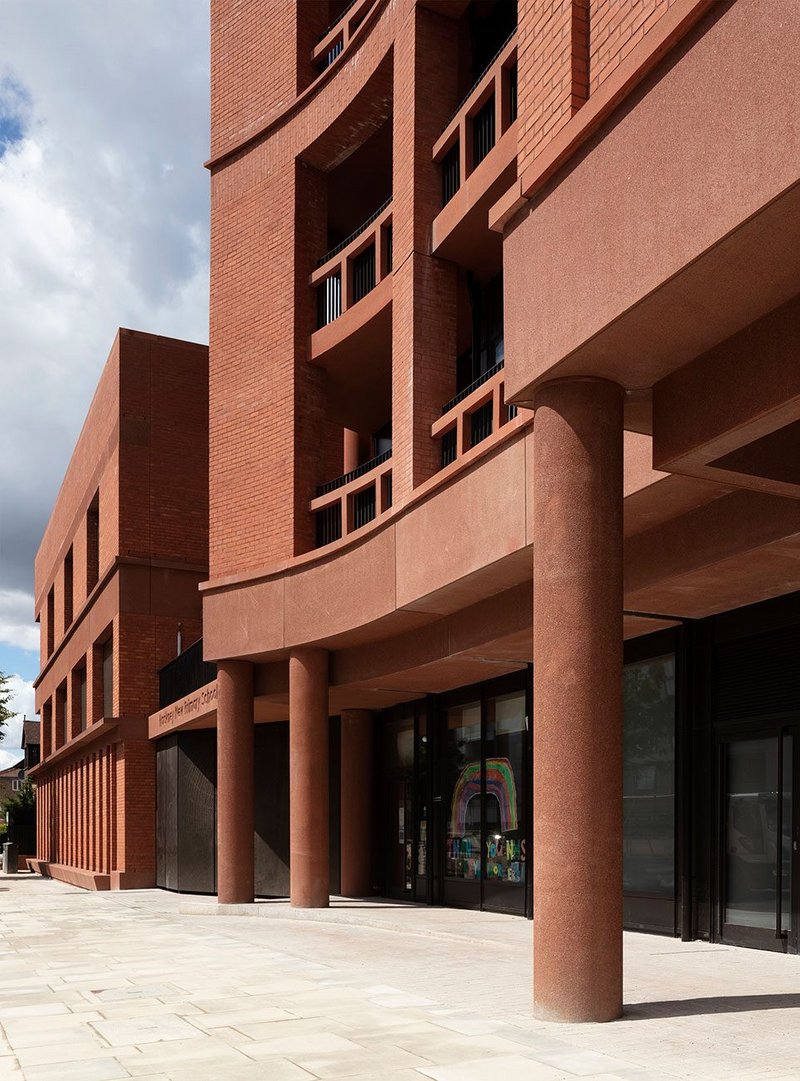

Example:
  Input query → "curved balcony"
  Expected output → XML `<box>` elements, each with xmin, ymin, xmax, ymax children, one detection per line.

<box><xmin>310</xmin><ymin>450</ymin><xmax>393</xmax><ymax>549</ymax></box>
<box><xmin>310</xmin><ymin>199</ymin><xmax>393</xmax><ymax>368</ymax></box>
<box><xmin>432</xmin><ymin>360</ymin><xmax>525</xmax><ymax>471</ymax></box>
<box><xmin>431</xmin><ymin>33</ymin><xmax>518</xmax><ymax>271</ymax></box>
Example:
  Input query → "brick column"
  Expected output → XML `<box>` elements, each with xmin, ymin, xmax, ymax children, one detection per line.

<box><xmin>532</xmin><ymin>378</ymin><xmax>624</xmax><ymax>1022</ymax></box>
<box><xmin>289</xmin><ymin>647</ymin><xmax>329</xmax><ymax>908</ymax></box>
<box><xmin>391</xmin><ymin>5</ymin><xmax>459</xmax><ymax>502</ymax></box>
<box><xmin>340</xmin><ymin>709</ymin><xmax>374</xmax><ymax>897</ymax></box>
<box><xmin>217</xmin><ymin>660</ymin><xmax>254</xmax><ymax>903</ymax></box>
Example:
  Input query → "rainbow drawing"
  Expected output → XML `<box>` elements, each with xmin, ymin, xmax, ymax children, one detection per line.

<box><xmin>451</xmin><ymin>757</ymin><xmax>518</xmax><ymax>835</ymax></box>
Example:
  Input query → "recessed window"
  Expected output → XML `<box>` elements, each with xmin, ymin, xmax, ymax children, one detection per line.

<box><xmin>46</xmin><ymin>586</ymin><xmax>55</xmax><ymax>657</ymax></box>
<box><xmin>87</xmin><ymin>491</ymin><xmax>99</xmax><ymax>593</ymax></box>
<box><xmin>64</xmin><ymin>546</ymin><xmax>74</xmax><ymax>629</ymax></box>
<box><xmin>102</xmin><ymin>636</ymin><xmax>113</xmax><ymax>719</ymax></box>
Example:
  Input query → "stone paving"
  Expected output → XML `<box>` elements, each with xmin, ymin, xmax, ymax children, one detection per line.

<box><xmin>1</xmin><ymin>873</ymin><xmax>800</xmax><ymax>1080</ymax></box>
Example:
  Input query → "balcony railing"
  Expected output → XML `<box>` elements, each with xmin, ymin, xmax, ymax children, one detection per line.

<box><xmin>312</xmin><ymin>0</ymin><xmax>377</xmax><ymax>73</ymax></box>
<box><xmin>433</xmin><ymin>32</ymin><xmax>518</xmax><ymax>205</ymax></box>
<box><xmin>312</xmin><ymin>200</ymin><xmax>393</xmax><ymax>329</ymax></box>
<box><xmin>432</xmin><ymin>361</ymin><xmax>521</xmax><ymax>470</ymax></box>
<box><xmin>158</xmin><ymin>638</ymin><xmax>217</xmax><ymax>711</ymax></box>
<box><xmin>311</xmin><ymin>451</ymin><xmax>393</xmax><ymax>548</ymax></box>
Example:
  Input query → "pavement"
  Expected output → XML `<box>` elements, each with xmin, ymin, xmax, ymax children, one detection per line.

<box><xmin>1</xmin><ymin>872</ymin><xmax>799</xmax><ymax>1080</ymax></box>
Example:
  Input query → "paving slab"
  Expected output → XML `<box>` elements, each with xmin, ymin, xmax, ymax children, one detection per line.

<box><xmin>2</xmin><ymin>872</ymin><xmax>800</xmax><ymax>1080</ymax></box>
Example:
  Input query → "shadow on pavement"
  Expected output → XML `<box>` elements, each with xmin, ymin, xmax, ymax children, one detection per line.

<box><xmin>626</xmin><ymin>993</ymin><xmax>800</xmax><ymax>1019</ymax></box>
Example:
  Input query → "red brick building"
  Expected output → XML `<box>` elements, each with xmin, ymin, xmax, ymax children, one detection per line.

<box><xmin>31</xmin><ymin>329</ymin><xmax>208</xmax><ymax>890</ymax></box>
<box><xmin>35</xmin><ymin>0</ymin><xmax>800</xmax><ymax>1025</ymax></box>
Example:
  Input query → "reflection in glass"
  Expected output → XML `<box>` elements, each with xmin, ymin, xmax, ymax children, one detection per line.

<box><xmin>725</xmin><ymin>735</ymin><xmax>792</xmax><ymax>931</ymax></box>
<box><xmin>623</xmin><ymin>656</ymin><xmax>676</xmax><ymax>897</ymax></box>
<box><xmin>445</xmin><ymin>702</ymin><xmax>481</xmax><ymax>880</ymax></box>
<box><xmin>484</xmin><ymin>691</ymin><xmax>526</xmax><ymax>885</ymax></box>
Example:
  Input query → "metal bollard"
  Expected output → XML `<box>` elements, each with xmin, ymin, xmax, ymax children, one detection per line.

<box><xmin>2</xmin><ymin>842</ymin><xmax>18</xmax><ymax>875</ymax></box>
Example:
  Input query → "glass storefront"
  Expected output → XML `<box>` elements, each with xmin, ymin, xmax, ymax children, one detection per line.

<box><xmin>623</xmin><ymin>653</ymin><xmax>677</xmax><ymax>932</ymax></box>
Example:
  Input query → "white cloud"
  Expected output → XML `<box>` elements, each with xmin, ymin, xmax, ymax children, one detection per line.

<box><xmin>0</xmin><ymin>673</ymin><xmax>34</xmax><ymax>765</ymax></box>
<box><xmin>0</xmin><ymin>2</ymin><xmax>210</xmax><ymax>599</ymax></box>
<box><xmin>0</xmin><ymin>590</ymin><xmax>38</xmax><ymax>652</ymax></box>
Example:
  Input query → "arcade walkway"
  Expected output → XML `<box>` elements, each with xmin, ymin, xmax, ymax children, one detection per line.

<box><xmin>1</xmin><ymin>873</ymin><xmax>799</xmax><ymax>1080</ymax></box>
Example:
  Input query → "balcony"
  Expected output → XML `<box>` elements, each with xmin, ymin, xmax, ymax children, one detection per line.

<box><xmin>431</xmin><ymin>34</ymin><xmax>518</xmax><ymax>272</ymax></box>
<box><xmin>313</xmin><ymin>199</ymin><xmax>392</xmax><ymax>329</ymax></box>
<box><xmin>158</xmin><ymin>638</ymin><xmax>217</xmax><ymax>711</ymax></box>
<box><xmin>312</xmin><ymin>0</ymin><xmax>378</xmax><ymax>74</ymax></box>
<box><xmin>311</xmin><ymin>450</ymin><xmax>393</xmax><ymax>548</ymax></box>
<box><xmin>432</xmin><ymin>361</ymin><xmax>520</xmax><ymax>470</ymax></box>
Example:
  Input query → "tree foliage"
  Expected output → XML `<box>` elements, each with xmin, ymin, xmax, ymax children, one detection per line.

<box><xmin>0</xmin><ymin>671</ymin><xmax>16</xmax><ymax>743</ymax></box>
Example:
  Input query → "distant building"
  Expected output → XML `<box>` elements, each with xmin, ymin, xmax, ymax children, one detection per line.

<box><xmin>21</xmin><ymin>718</ymin><xmax>40</xmax><ymax>776</ymax></box>
<box><xmin>31</xmin><ymin>329</ymin><xmax>208</xmax><ymax>890</ymax></box>
<box><xmin>0</xmin><ymin>760</ymin><xmax>24</xmax><ymax>805</ymax></box>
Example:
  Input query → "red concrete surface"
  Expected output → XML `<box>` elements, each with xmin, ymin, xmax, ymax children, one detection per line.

<box><xmin>532</xmin><ymin>378</ymin><xmax>624</xmax><ymax>1022</ymax></box>
<box><xmin>217</xmin><ymin>661</ymin><xmax>255</xmax><ymax>904</ymax></box>
<box><xmin>289</xmin><ymin>648</ymin><xmax>330</xmax><ymax>908</ymax></box>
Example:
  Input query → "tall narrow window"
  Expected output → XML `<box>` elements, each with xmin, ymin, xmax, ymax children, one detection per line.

<box><xmin>46</xmin><ymin>586</ymin><xmax>55</xmax><ymax>657</ymax></box>
<box><xmin>102</xmin><ymin>636</ymin><xmax>113</xmax><ymax>718</ymax></box>
<box><xmin>63</xmin><ymin>546</ymin><xmax>73</xmax><ymax>629</ymax></box>
<box><xmin>56</xmin><ymin>682</ymin><xmax>67</xmax><ymax>748</ymax></box>
<box><xmin>74</xmin><ymin>664</ymin><xmax>87</xmax><ymax>733</ymax></box>
<box><xmin>86</xmin><ymin>492</ymin><xmax>99</xmax><ymax>593</ymax></box>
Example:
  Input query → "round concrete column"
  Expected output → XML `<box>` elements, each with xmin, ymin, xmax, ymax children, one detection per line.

<box><xmin>289</xmin><ymin>647</ymin><xmax>330</xmax><ymax>908</ymax></box>
<box><xmin>532</xmin><ymin>378</ymin><xmax>624</xmax><ymax>1023</ymax></box>
<box><xmin>340</xmin><ymin>709</ymin><xmax>374</xmax><ymax>897</ymax></box>
<box><xmin>216</xmin><ymin>660</ymin><xmax>254</xmax><ymax>904</ymax></box>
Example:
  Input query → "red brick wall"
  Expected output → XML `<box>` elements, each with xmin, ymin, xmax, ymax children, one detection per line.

<box><xmin>590</xmin><ymin>0</ymin><xmax>677</xmax><ymax>92</ymax></box>
<box><xmin>211</xmin><ymin>0</ymin><xmax>300</xmax><ymax>160</ymax></box>
<box><xmin>518</xmin><ymin>0</ymin><xmax>678</xmax><ymax>175</ymax></box>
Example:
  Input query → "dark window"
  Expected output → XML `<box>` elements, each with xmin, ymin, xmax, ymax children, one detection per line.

<box><xmin>352</xmin><ymin>243</ymin><xmax>376</xmax><ymax>304</ymax></box>
<box><xmin>56</xmin><ymin>682</ymin><xmax>67</xmax><ymax>747</ymax></box>
<box><xmin>507</xmin><ymin>63</ymin><xmax>517</xmax><ymax>123</ymax></box>
<box><xmin>77</xmin><ymin>665</ymin><xmax>87</xmax><ymax>732</ymax></box>
<box><xmin>352</xmin><ymin>486</ymin><xmax>376</xmax><ymax>530</ymax></box>
<box><xmin>102</xmin><ymin>637</ymin><xmax>113</xmax><ymax>719</ymax></box>
<box><xmin>441</xmin><ymin>428</ymin><xmax>457</xmax><ymax>467</ymax></box>
<box><xmin>384</xmin><ymin>224</ymin><xmax>393</xmax><ymax>273</ymax></box>
<box><xmin>469</xmin><ymin>402</ymin><xmax>493</xmax><ymax>447</ymax></box>
<box><xmin>442</xmin><ymin>142</ymin><xmax>460</xmax><ymax>205</ymax></box>
<box><xmin>472</xmin><ymin>96</ymin><xmax>495</xmax><ymax>169</ymax></box>
<box><xmin>87</xmin><ymin>492</ymin><xmax>99</xmax><ymax>593</ymax></box>
<box><xmin>316</xmin><ymin>503</ymin><xmax>342</xmax><ymax>547</ymax></box>
<box><xmin>64</xmin><ymin>547</ymin><xmax>73</xmax><ymax>629</ymax></box>
<box><xmin>47</xmin><ymin>586</ymin><xmax>54</xmax><ymax>656</ymax></box>
<box><xmin>623</xmin><ymin>655</ymin><xmax>676</xmax><ymax>899</ymax></box>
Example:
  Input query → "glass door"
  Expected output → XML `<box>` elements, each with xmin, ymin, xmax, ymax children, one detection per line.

<box><xmin>719</xmin><ymin>726</ymin><xmax>795</xmax><ymax>951</ymax></box>
<box><xmin>440</xmin><ymin>676</ymin><xmax>529</xmax><ymax>915</ymax></box>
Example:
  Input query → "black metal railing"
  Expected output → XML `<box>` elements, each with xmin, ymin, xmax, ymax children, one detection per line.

<box><xmin>316</xmin><ymin>448</ymin><xmax>392</xmax><ymax>497</ymax></box>
<box><xmin>508</xmin><ymin>63</ymin><xmax>518</xmax><ymax>124</ymax></box>
<box><xmin>469</xmin><ymin>401</ymin><xmax>493</xmax><ymax>447</ymax></box>
<box><xmin>440</xmin><ymin>29</ymin><xmax>517</xmax><ymax>133</ymax></box>
<box><xmin>319</xmin><ymin>37</ymin><xmax>344</xmax><ymax>70</ymax></box>
<box><xmin>158</xmin><ymin>639</ymin><xmax>217</xmax><ymax>710</ymax></box>
<box><xmin>441</xmin><ymin>428</ymin><xmax>457</xmax><ymax>467</ymax></box>
<box><xmin>441</xmin><ymin>359</ymin><xmax>504</xmax><ymax>415</ymax></box>
<box><xmin>317</xmin><ymin>271</ymin><xmax>342</xmax><ymax>328</ymax></box>
<box><xmin>442</xmin><ymin>143</ymin><xmax>460</xmax><ymax>205</ymax></box>
<box><xmin>353</xmin><ymin>486</ymin><xmax>377</xmax><ymax>530</ymax></box>
<box><xmin>472</xmin><ymin>96</ymin><xmax>496</xmax><ymax>168</ymax></box>
<box><xmin>507</xmin><ymin>403</ymin><xmax>518</xmax><ymax>421</ymax></box>
<box><xmin>317</xmin><ymin>197</ymin><xmax>391</xmax><ymax>268</ymax></box>
<box><xmin>352</xmin><ymin>243</ymin><xmax>376</xmax><ymax>303</ymax></box>
<box><xmin>316</xmin><ymin>503</ymin><xmax>342</xmax><ymax>547</ymax></box>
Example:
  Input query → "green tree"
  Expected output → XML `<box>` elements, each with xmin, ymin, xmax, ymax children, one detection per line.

<box><xmin>0</xmin><ymin>671</ymin><xmax>16</xmax><ymax>743</ymax></box>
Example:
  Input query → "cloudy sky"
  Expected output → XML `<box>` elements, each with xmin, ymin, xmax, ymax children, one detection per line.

<box><xmin>0</xmin><ymin>3</ymin><xmax>210</xmax><ymax>766</ymax></box>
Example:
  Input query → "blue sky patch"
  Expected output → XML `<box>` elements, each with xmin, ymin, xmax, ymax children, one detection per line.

<box><xmin>0</xmin><ymin>73</ymin><xmax>31</xmax><ymax>158</ymax></box>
